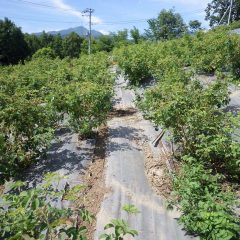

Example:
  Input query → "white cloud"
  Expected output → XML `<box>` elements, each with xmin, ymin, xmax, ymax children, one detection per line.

<box><xmin>50</xmin><ymin>0</ymin><xmax>102</xmax><ymax>24</ymax></box>
<box><xmin>98</xmin><ymin>29</ymin><xmax>110</xmax><ymax>35</ymax></box>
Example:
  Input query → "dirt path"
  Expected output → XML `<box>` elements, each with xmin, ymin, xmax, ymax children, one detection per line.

<box><xmin>94</xmin><ymin>75</ymin><xmax>194</xmax><ymax>240</ymax></box>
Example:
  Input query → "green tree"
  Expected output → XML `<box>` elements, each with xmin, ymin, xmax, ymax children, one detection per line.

<box><xmin>0</xmin><ymin>18</ymin><xmax>29</xmax><ymax>65</ymax></box>
<box><xmin>205</xmin><ymin>0</ymin><xmax>240</xmax><ymax>27</ymax></box>
<box><xmin>25</xmin><ymin>33</ymin><xmax>63</xmax><ymax>58</ymax></box>
<box><xmin>112</xmin><ymin>29</ymin><xmax>129</xmax><ymax>47</ymax></box>
<box><xmin>95</xmin><ymin>35</ymin><xmax>114</xmax><ymax>52</ymax></box>
<box><xmin>62</xmin><ymin>32</ymin><xmax>83</xmax><ymax>58</ymax></box>
<box><xmin>32</xmin><ymin>47</ymin><xmax>56</xmax><ymax>59</ymax></box>
<box><xmin>130</xmin><ymin>26</ymin><xmax>141</xmax><ymax>44</ymax></box>
<box><xmin>24</xmin><ymin>33</ymin><xmax>42</xmax><ymax>56</ymax></box>
<box><xmin>145</xmin><ymin>9</ymin><xmax>187</xmax><ymax>41</ymax></box>
<box><xmin>50</xmin><ymin>34</ymin><xmax>63</xmax><ymax>58</ymax></box>
<box><xmin>189</xmin><ymin>20</ymin><xmax>202</xmax><ymax>33</ymax></box>
<box><xmin>38</xmin><ymin>31</ymin><xmax>54</xmax><ymax>48</ymax></box>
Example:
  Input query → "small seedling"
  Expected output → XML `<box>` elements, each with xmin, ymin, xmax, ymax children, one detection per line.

<box><xmin>122</xmin><ymin>204</ymin><xmax>140</xmax><ymax>215</ymax></box>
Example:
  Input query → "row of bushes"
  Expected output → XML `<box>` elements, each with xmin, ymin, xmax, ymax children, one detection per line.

<box><xmin>139</xmin><ymin>71</ymin><xmax>240</xmax><ymax>239</ymax></box>
<box><xmin>114</xmin><ymin>28</ymin><xmax>240</xmax><ymax>85</ymax></box>
<box><xmin>114</xmin><ymin>28</ymin><xmax>240</xmax><ymax>239</ymax></box>
<box><xmin>0</xmin><ymin>52</ymin><xmax>114</xmax><ymax>183</ymax></box>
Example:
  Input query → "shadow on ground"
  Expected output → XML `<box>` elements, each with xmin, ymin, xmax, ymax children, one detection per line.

<box><xmin>17</xmin><ymin>127</ymin><xmax>95</xmax><ymax>187</ymax></box>
<box><xmin>224</xmin><ymin>105</ymin><xmax>240</xmax><ymax>115</ymax></box>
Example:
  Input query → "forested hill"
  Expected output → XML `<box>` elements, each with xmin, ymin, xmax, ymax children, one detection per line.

<box><xmin>35</xmin><ymin>26</ymin><xmax>103</xmax><ymax>38</ymax></box>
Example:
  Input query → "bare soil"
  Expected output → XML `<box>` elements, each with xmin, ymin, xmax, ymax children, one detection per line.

<box><xmin>108</xmin><ymin>107</ymin><xmax>138</xmax><ymax>119</ymax></box>
<box><xmin>76</xmin><ymin>125</ymin><xmax>109</xmax><ymax>240</ymax></box>
<box><xmin>142</xmin><ymin>140</ymin><xmax>173</xmax><ymax>199</ymax></box>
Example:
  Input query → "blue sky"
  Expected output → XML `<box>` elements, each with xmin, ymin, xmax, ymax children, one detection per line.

<box><xmin>0</xmin><ymin>0</ymin><xmax>211</xmax><ymax>34</ymax></box>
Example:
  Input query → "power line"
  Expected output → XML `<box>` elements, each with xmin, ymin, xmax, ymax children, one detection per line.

<box><xmin>3</xmin><ymin>0</ymin><xmax>207</xmax><ymax>27</ymax></box>
<box><xmin>0</xmin><ymin>15</ymin><xmax>85</xmax><ymax>24</ymax></box>
<box><xmin>1</xmin><ymin>0</ymin><xmax>208</xmax><ymax>27</ymax></box>
<box><xmin>95</xmin><ymin>19</ymin><xmax>148</xmax><ymax>24</ymax></box>
<box><xmin>3</xmin><ymin>1</ymin><xmax>148</xmax><ymax>27</ymax></box>
<box><xmin>0</xmin><ymin>14</ymin><xmax>209</xmax><ymax>27</ymax></box>
<box><xmin>5</xmin><ymin>0</ymin><xmax>205</xmax><ymax>17</ymax></box>
<box><xmin>6</xmin><ymin>0</ymin><xmax>82</xmax><ymax>12</ymax></box>
<box><xmin>0</xmin><ymin>14</ymin><xmax>148</xmax><ymax>25</ymax></box>
<box><xmin>94</xmin><ymin>20</ymin><xmax>148</xmax><ymax>26</ymax></box>
<box><xmin>95</xmin><ymin>8</ymin><xmax>207</xmax><ymax>26</ymax></box>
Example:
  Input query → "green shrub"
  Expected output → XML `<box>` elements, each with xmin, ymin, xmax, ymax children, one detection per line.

<box><xmin>0</xmin><ymin>174</ymin><xmax>94</xmax><ymax>239</ymax></box>
<box><xmin>171</xmin><ymin>157</ymin><xmax>240</xmax><ymax>240</ymax></box>
<box><xmin>140</xmin><ymin>72</ymin><xmax>240</xmax><ymax>178</ymax></box>
<box><xmin>113</xmin><ymin>43</ymin><xmax>152</xmax><ymax>85</ymax></box>
<box><xmin>32</xmin><ymin>47</ymin><xmax>56</xmax><ymax>59</ymax></box>
<box><xmin>0</xmin><ymin>53</ymin><xmax>114</xmax><ymax>182</ymax></box>
<box><xmin>52</xmin><ymin>81</ymin><xmax>112</xmax><ymax>137</ymax></box>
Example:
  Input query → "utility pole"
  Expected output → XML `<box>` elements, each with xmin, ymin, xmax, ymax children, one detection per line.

<box><xmin>219</xmin><ymin>0</ymin><xmax>234</xmax><ymax>25</ymax></box>
<box><xmin>219</xmin><ymin>5</ymin><xmax>230</xmax><ymax>25</ymax></box>
<box><xmin>228</xmin><ymin>0</ymin><xmax>234</xmax><ymax>25</ymax></box>
<box><xmin>82</xmin><ymin>8</ymin><xmax>94</xmax><ymax>54</ymax></box>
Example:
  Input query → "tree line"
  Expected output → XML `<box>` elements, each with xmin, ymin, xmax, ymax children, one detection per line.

<box><xmin>0</xmin><ymin>14</ymin><xmax>200</xmax><ymax>65</ymax></box>
<box><xmin>0</xmin><ymin>18</ymin><xmax>130</xmax><ymax>65</ymax></box>
<box><xmin>1</xmin><ymin>0</ymin><xmax>240</xmax><ymax>65</ymax></box>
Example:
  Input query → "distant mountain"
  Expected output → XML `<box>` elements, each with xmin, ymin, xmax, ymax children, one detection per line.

<box><xmin>35</xmin><ymin>26</ymin><xmax>103</xmax><ymax>38</ymax></box>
